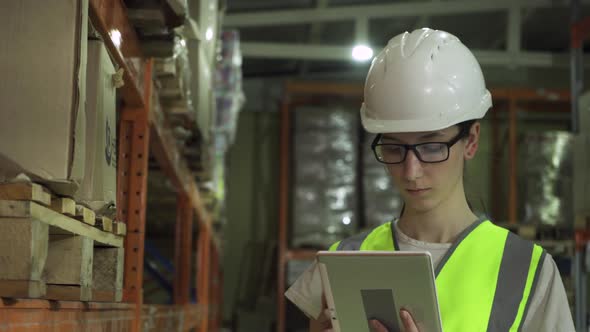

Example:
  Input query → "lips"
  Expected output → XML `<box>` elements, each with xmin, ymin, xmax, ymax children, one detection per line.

<box><xmin>406</xmin><ymin>188</ymin><xmax>430</xmax><ymax>195</ymax></box>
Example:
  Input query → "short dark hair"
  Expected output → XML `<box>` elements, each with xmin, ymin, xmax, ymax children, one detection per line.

<box><xmin>458</xmin><ymin>120</ymin><xmax>477</xmax><ymax>138</ymax></box>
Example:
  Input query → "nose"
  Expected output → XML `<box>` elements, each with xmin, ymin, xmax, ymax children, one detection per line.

<box><xmin>403</xmin><ymin>149</ymin><xmax>424</xmax><ymax>181</ymax></box>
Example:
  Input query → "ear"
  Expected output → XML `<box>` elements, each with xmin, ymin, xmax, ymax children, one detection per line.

<box><xmin>464</xmin><ymin>122</ymin><xmax>480</xmax><ymax>160</ymax></box>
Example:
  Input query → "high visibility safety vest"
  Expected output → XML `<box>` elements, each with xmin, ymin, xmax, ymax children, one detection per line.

<box><xmin>329</xmin><ymin>219</ymin><xmax>546</xmax><ymax>332</ymax></box>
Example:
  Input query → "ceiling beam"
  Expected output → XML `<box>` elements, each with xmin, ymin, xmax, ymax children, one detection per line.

<box><xmin>225</xmin><ymin>0</ymin><xmax>581</xmax><ymax>27</ymax></box>
<box><xmin>240</xmin><ymin>42</ymin><xmax>581</xmax><ymax>68</ymax></box>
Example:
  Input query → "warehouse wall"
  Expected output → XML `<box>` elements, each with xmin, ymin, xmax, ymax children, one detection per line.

<box><xmin>223</xmin><ymin>110</ymin><xmax>280</xmax><ymax>322</ymax></box>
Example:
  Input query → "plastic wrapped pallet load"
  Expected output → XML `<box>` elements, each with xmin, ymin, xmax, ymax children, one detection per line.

<box><xmin>362</xmin><ymin>138</ymin><xmax>403</xmax><ymax>229</ymax></box>
<box><xmin>292</xmin><ymin>107</ymin><xmax>358</xmax><ymax>249</ymax></box>
<box><xmin>518</xmin><ymin>131</ymin><xmax>573</xmax><ymax>226</ymax></box>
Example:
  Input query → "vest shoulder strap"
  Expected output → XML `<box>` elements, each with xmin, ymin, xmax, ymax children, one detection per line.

<box><xmin>329</xmin><ymin>222</ymin><xmax>395</xmax><ymax>251</ymax></box>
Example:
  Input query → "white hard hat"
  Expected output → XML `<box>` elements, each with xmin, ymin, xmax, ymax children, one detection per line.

<box><xmin>360</xmin><ymin>28</ymin><xmax>492</xmax><ymax>133</ymax></box>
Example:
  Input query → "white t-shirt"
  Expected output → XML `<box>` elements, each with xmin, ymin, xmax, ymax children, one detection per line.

<box><xmin>285</xmin><ymin>221</ymin><xmax>575</xmax><ymax>331</ymax></box>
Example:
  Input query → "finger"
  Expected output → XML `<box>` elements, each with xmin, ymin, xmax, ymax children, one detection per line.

<box><xmin>400</xmin><ymin>310</ymin><xmax>419</xmax><ymax>332</ymax></box>
<box><xmin>369</xmin><ymin>319</ymin><xmax>390</xmax><ymax>332</ymax></box>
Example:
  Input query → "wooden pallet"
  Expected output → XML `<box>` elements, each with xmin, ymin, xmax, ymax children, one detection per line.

<box><xmin>0</xmin><ymin>182</ymin><xmax>125</xmax><ymax>301</ymax></box>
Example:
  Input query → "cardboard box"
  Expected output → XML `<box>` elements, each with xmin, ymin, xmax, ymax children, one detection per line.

<box><xmin>75</xmin><ymin>41</ymin><xmax>117</xmax><ymax>213</ymax></box>
<box><xmin>0</xmin><ymin>0</ymin><xmax>88</xmax><ymax>195</ymax></box>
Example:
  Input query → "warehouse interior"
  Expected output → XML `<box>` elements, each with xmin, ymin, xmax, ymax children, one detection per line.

<box><xmin>1</xmin><ymin>0</ymin><xmax>590</xmax><ymax>331</ymax></box>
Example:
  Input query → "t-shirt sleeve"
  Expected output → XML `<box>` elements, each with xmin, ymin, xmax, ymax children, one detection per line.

<box><xmin>284</xmin><ymin>260</ymin><xmax>324</xmax><ymax>320</ymax></box>
<box><xmin>522</xmin><ymin>253</ymin><xmax>575</xmax><ymax>332</ymax></box>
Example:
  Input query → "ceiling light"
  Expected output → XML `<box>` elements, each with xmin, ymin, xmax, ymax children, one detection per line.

<box><xmin>352</xmin><ymin>44</ymin><xmax>373</xmax><ymax>62</ymax></box>
<box><xmin>342</xmin><ymin>216</ymin><xmax>351</xmax><ymax>225</ymax></box>
<box><xmin>206</xmin><ymin>28</ymin><xmax>214</xmax><ymax>41</ymax></box>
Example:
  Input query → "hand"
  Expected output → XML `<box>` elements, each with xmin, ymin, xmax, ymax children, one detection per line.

<box><xmin>318</xmin><ymin>307</ymin><xmax>335</xmax><ymax>332</ymax></box>
<box><xmin>369</xmin><ymin>309</ymin><xmax>419</xmax><ymax>332</ymax></box>
<box><xmin>308</xmin><ymin>294</ymin><xmax>334</xmax><ymax>332</ymax></box>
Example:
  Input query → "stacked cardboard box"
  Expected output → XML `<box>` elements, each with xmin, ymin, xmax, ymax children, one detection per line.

<box><xmin>0</xmin><ymin>1</ymin><xmax>117</xmax><ymax>215</ymax></box>
<box><xmin>75</xmin><ymin>40</ymin><xmax>118</xmax><ymax>214</ymax></box>
<box><xmin>0</xmin><ymin>0</ymin><xmax>89</xmax><ymax>196</ymax></box>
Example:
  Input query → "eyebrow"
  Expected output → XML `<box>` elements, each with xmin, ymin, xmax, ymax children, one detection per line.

<box><xmin>381</xmin><ymin>131</ymin><xmax>445</xmax><ymax>143</ymax></box>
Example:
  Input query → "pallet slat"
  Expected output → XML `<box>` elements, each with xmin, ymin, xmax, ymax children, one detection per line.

<box><xmin>0</xmin><ymin>200</ymin><xmax>123</xmax><ymax>247</ymax></box>
<box><xmin>43</xmin><ymin>235</ymin><xmax>93</xmax><ymax>301</ymax></box>
<box><xmin>0</xmin><ymin>280</ymin><xmax>46</xmax><ymax>298</ymax></box>
<box><xmin>0</xmin><ymin>182</ymin><xmax>51</xmax><ymax>206</ymax></box>
<box><xmin>97</xmin><ymin>216</ymin><xmax>113</xmax><ymax>233</ymax></box>
<box><xmin>113</xmin><ymin>221</ymin><xmax>127</xmax><ymax>236</ymax></box>
<box><xmin>0</xmin><ymin>218</ymin><xmax>48</xmax><ymax>281</ymax></box>
<box><xmin>45</xmin><ymin>284</ymin><xmax>92</xmax><ymax>302</ymax></box>
<box><xmin>75</xmin><ymin>205</ymin><xmax>96</xmax><ymax>226</ymax></box>
<box><xmin>50</xmin><ymin>197</ymin><xmax>76</xmax><ymax>216</ymax></box>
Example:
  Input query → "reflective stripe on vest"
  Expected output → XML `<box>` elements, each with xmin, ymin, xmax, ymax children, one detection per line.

<box><xmin>329</xmin><ymin>219</ymin><xmax>545</xmax><ymax>332</ymax></box>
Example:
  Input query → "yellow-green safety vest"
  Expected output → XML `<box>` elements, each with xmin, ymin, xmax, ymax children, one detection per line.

<box><xmin>329</xmin><ymin>219</ymin><xmax>545</xmax><ymax>332</ymax></box>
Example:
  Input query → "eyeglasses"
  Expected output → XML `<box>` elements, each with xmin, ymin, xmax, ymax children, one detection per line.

<box><xmin>371</xmin><ymin>128</ymin><xmax>468</xmax><ymax>164</ymax></box>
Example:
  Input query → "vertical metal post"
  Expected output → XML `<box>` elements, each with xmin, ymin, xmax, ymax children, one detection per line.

<box><xmin>198</xmin><ymin>227</ymin><xmax>211</xmax><ymax>332</ymax></box>
<box><xmin>508</xmin><ymin>96</ymin><xmax>518</xmax><ymax>224</ymax></box>
<box><xmin>174</xmin><ymin>193</ymin><xmax>193</xmax><ymax>304</ymax></box>
<box><xmin>490</xmin><ymin>106</ymin><xmax>501</xmax><ymax>221</ymax></box>
<box><xmin>120</xmin><ymin>59</ymin><xmax>153</xmax><ymax>332</ymax></box>
<box><xmin>277</xmin><ymin>90</ymin><xmax>291</xmax><ymax>332</ymax></box>
<box><xmin>575</xmin><ymin>245</ymin><xmax>588</xmax><ymax>332</ymax></box>
<box><xmin>571</xmin><ymin>0</ymin><xmax>582</xmax><ymax>134</ymax></box>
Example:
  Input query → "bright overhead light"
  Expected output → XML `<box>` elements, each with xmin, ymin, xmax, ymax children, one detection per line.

<box><xmin>352</xmin><ymin>44</ymin><xmax>373</xmax><ymax>62</ymax></box>
<box><xmin>206</xmin><ymin>27</ymin><xmax>214</xmax><ymax>41</ymax></box>
<box><xmin>342</xmin><ymin>216</ymin><xmax>351</xmax><ymax>225</ymax></box>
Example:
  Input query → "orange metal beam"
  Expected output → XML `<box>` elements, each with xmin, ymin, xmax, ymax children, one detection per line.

<box><xmin>508</xmin><ymin>95</ymin><xmax>518</xmax><ymax>224</ymax></box>
<box><xmin>197</xmin><ymin>228</ymin><xmax>212</xmax><ymax>332</ymax></box>
<box><xmin>285</xmin><ymin>80</ymin><xmax>364</xmax><ymax>97</ymax></box>
<box><xmin>0</xmin><ymin>299</ymin><xmax>204</xmax><ymax>331</ymax></box>
<box><xmin>148</xmin><ymin>99</ymin><xmax>218</xmax><ymax>249</ymax></box>
<box><xmin>89</xmin><ymin>0</ymin><xmax>145</xmax><ymax>108</ymax></box>
<box><xmin>571</xmin><ymin>16</ymin><xmax>590</xmax><ymax>48</ymax></box>
<box><xmin>120</xmin><ymin>60</ymin><xmax>153</xmax><ymax>332</ymax></box>
<box><xmin>174</xmin><ymin>193</ymin><xmax>194</xmax><ymax>305</ymax></box>
<box><xmin>286</xmin><ymin>249</ymin><xmax>317</xmax><ymax>261</ymax></box>
<box><xmin>490</xmin><ymin>106</ymin><xmax>502</xmax><ymax>221</ymax></box>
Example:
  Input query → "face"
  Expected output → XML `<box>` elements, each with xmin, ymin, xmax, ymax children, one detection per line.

<box><xmin>380</xmin><ymin>123</ymin><xmax>480</xmax><ymax>214</ymax></box>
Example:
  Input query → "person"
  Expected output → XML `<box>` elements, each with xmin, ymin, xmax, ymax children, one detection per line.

<box><xmin>285</xmin><ymin>28</ymin><xmax>575</xmax><ymax>332</ymax></box>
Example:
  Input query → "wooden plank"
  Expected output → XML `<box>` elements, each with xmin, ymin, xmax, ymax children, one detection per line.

<box><xmin>0</xmin><ymin>182</ymin><xmax>51</xmax><ymax>206</ymax></box>
<box><xmin>0</xmin><ymin>218</ymin><xmax>48</xmax><ymax>280</ymax></box>
<box><xmin>97</xmin><ymin>216</ymin><xmax>114</xmax><ymax>233</ymax></box>
<box><xmin>76</xmin><ymin>205</ymin><xmax>96</xmax><ymax>225</ymax></box>
<box><xmin>50</xmin><ymin>197</ymin><xmax>76</xmax><ymax>216</ymax></box>
<box><xmin>43</xmin><ymin>235</ymin><xmax>93</xmax><ymax>301</ymax></box>
<box><xmin>0</xmin><ymin>280</ymin><xmax>46</xmax><ymax>298</ymax></box>
<box><xmin>93</xmin><ymin>247</ymin><xmax>124</xmax><ymax>302</ymax></box>
<box><xmin>0</xmin><ymin>201</ymin><xmax>123</xmax><ymax>247</ymax></box>
<box><xmin>45</xmin><ymin>284</ymin><xmax>92</xmax><ymax>302</ymax></box>
<box><xmin>92</xmin><ymin>289</ymin><xmax>118</xmax><ymax>302</ymax></box>
<box><xmin>113</xmin><ymin>221</ymin><xmax>127</xmax><ymax>236</ymax></box>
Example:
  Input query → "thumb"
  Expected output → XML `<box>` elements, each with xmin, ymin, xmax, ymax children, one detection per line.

<box><xmin>369</xmin><ymin>319</ymin><xmax>389</xmax><ymax>332</ymax></box>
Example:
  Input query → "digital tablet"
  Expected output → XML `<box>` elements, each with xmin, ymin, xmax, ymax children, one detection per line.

<box><xmin>316</xmin><ymin>251</ymin><xmax>443</xmax><ymax>332</ymax></box>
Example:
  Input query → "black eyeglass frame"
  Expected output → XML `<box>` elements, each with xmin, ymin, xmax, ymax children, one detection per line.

<box><xmin>370</xmin><ymin>126</ymin><xmax>470</xmax><ymax>164</ymax></box>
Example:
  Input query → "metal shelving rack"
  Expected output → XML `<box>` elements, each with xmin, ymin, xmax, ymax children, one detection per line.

<box><xmin>0</xmin><ymin>1</ymin><xmax>221</xmax><ymax>331</ymax></box>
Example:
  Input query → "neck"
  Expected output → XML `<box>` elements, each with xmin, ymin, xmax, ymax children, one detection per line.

<box><xmin>397</xmin><ymin>181</ymin><xmax>478</xmax><ymax>243</ymax></box>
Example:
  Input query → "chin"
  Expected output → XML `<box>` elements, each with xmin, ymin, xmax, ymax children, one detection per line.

<box><xmin>403</xmin><ymin>197</ymin><xmax>439</xmax><ymax>214</ymax></box>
